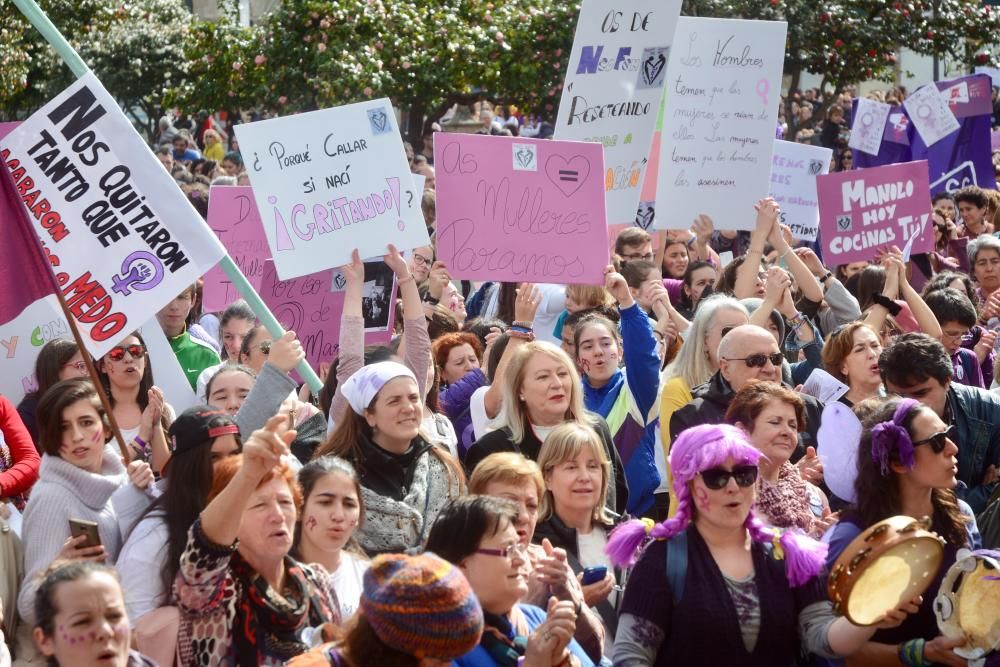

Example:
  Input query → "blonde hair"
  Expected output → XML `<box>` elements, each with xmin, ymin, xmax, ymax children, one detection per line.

<box><xmin>565</xmin><ymin>284</ymin><xmax>615</xmax><ymax>311</ymax></box>
<box><xmin>499</xmin><ymin>342</ymin><xmax>598</xmax><ymax>444</ymax></box>
<box><xmin>537</xmin><ymin>422</ymin><xmax>612</xmax><ymax>525</ymax></box>
<box><xmin>664</xmin><ymin>294</ymin><xmax>748</xmax><ymax>389</ymax></box>
<box><xmin>469</xmin><ymin>452</ymin><xmax>544</xmax><ymax>503</ymax></box>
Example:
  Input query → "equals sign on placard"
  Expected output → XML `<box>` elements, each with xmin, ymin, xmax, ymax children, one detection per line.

<box><xmin>559</xmin><ymin>170</ymin><xmax>579</xmax><ymax>182</ymax></box>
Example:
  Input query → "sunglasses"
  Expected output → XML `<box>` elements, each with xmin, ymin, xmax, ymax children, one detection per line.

<box><xmin>107</xmin><ymin>344</ymin><xmax>145</xmax><ymax>362</ymax></box>
<box><xmin>726</xmin><ymin>352</ymin><xmax>783</xmax><ymax>368</ymax></box>
<box><xmin>700</xmin><ymin>465</ymin><xmax>759</xmax><ymax>490</ymax></box>
<box><xmin>258</xmin><ymin>340</ymin><xmax>272</xmax><ymax>354</ymax></box>
<box><xmin>912</xmin><ymin>424</ymin><xmax>956</xmax><ymax>454</ymax></box>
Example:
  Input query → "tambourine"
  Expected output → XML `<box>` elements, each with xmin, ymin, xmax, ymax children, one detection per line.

<box><xmin>935</xmin><ymin>549</ymin><xmax>1000</xmax><ymax>665</ymax></box>
<box><xmin>828</xmin><ymin>515</ymin><xmax>945</xmax><ymax>626</ymax></box>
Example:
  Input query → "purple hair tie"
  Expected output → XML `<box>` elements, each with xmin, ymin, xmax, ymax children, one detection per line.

<box><xmin>870</xmin><ymin>398</ymin><xmax>920</xmax><ymax>476</ymax></box>
<box><xmin>971</xmin><ymin>549</ymin><xmax>1000</xmax><ymax>580</ymax></box>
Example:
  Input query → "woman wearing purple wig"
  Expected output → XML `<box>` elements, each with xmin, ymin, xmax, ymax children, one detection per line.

<box><xmin>822</xmin><ymin>397</ymin><xmax>981</xmax><ymax>667</ymax></box>
<box><xmin>608</xmin><ymin>423</ymin><xmax>916</xmax><ymax>665</ymax></box>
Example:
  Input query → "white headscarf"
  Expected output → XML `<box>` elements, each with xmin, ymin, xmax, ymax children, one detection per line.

<box><xmin>340</xmin><ymin>361</ymin><xmax>417</xmax><ymax>414</ymax></box>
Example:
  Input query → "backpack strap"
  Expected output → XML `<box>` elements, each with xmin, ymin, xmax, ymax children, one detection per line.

<box><xmin>665</xmin><ymin>530</ymin><xmax>688</xmax><ymax>606</ymax></box>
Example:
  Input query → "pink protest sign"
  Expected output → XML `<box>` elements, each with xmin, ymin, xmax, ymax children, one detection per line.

<box><xmin>817</xmin><ymin>160</ymin><xmax>933</xmax><ymax>265</ymax></box>
<box><xmin>258</xmin><ymin>260</ymin><xmax>394</xmax><ymax>376</ymax></box>
<box><xmin>202</xmin><ymin>187</ymin><xmax>270</xmax><ymax>313</ymax></box>
<box><xmin>434</xmin><ymin>134</ymin><xmax>609</xmax><ymax>284</ymax></box>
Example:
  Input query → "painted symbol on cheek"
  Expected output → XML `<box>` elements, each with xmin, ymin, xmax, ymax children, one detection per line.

<box><xmin>694</xmin><ymin>487</ymin><xmax>710</xmax><ymax>512</ymax></box>
<box><xmin>306</xmin><ymin>516</ymin><xmax>318</xmax><ymax>530</ymax></box>
<box><xmin>581</xmin><ymin>359</ymin><xmax>591</xmax><ymax>374</ymax></box>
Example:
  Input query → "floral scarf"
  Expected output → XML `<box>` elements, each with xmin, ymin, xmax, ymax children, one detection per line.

<box><xmin>755</xmin><ymin>462</ymin><xmax>819</xmax><ymax>537</ymax></box>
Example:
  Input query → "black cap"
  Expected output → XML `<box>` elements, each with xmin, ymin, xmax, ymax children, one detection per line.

<box><xmin>167</xmin><ymin>406</ymin><xmax>240</xmax><ymax>459</ymax></box>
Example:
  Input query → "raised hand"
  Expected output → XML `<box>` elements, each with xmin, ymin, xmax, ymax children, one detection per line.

<box><xmin>383</xmin><ymin>243</ymin><xmax>409</xmax><ymax>278</ymax></box>
<box><xmin>241</xmin><ymin>414</ymin><xmax>295</xmax><ymax>482</ymax></box>
<box><xmin>126</xmin><ymin>460</ymin><xmax>155</xmax><ymax>490</ymax></box>
<box><xmin>340</xmin><ymin>249</ymin><xmax>365</xmax><ymax>285</ymax></box>
<box><xmin>604</xmin><ymin>265</ymin><xmax>633</xmax><ymax>308</ymax></box>
<box><xmin>268</xmin><ymin>330</ymin><xmax>305</xmax><ymax>374</ymax></box>
<box><xmin>514</xmin><ymin>283</ymin><xmax>543</xmax><ymax>325</ymax></box>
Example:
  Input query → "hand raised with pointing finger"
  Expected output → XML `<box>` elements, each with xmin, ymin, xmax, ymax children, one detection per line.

<box><xmin>241</xmin><ymin>414</ymin><xmax>296</xmax><ymax>482</ymax></box>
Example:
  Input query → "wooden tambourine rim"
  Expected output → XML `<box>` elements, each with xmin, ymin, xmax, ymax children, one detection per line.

<box><xmin>827</xmin><ymin>516</ymin><xmax>945</xmax><ymax>627</ymax></box>
<box><xmin>934</xmin><ymin>550</ymin><xmax>1000</xmax><ymax>659</ymax></box>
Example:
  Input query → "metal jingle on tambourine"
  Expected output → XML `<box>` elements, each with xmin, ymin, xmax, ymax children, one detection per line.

<box><xmin>848</xmin><ymin>547</ymin><xmax>872</xmax><ymax>573</ymax></box>
<box><xmin>864</xmin><ymin>524</ymin><xmax>890</xmax><ymax>541</ymax></box>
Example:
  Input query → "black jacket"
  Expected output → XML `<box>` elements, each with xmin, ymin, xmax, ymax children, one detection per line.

<box><xmin>466</xmin><ymin>415</ymin><xmax>629</xmax><ymax>514</ymax></box>
<box><xmin>669</xmin><ymin>371</ymin><xmax>823</xmax><ymax>460</ymax></box>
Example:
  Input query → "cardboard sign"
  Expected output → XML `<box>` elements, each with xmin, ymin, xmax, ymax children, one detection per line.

<box><xmin>202</xmin><ymin>187</ymin><xmax>269</xmax><ymax>313</ymax></box>
<box><xmin>769</xmin><ymin>140</ymin><xmax>832</xmax><ymax>242</ymax></box>
<box><xmin>654</xmin><ymin>17</ymin><xmax>787</xmax><ymax>230</ymax></box>
<box><xmin>904</xmin><ymin>83</ymin><xmax>961</xmax><ymax>147</ymax></box>
<box><xmin>0</xmin><ymin>295</ymin><xmax>68</xmax><ymax>405</ymax></box>
<box><xmin>848</xmin><ymin>98</ymin><xmax>891</xmax><ymax>156</ymax></box>
<box><xmin>433</xmin><ymin>134</ymin><xmax>609</xmax><ymax>284</ymax></box>
<box><xmin>257</xmin><ymin>260</ymin><xmax>393</xmax><ymax>374</ymax></box>
<box><xmin>554</xmin><ymin>0</ymin><xmax>683</xmax><ymax>225</ymax></box>
<box><xmin>233</xmin><ymin>99</ymin><xmax>429</xmax><ymax>280</ymax></box>
<box><xmin>817</xmin><ymin>160</ymin><xmax>933</xmax><ymax>265</ymax></box>
<box><xmin>136</xmin><ymin>319</ymin><xmax>199</xmax><ymax>413</ymax></box>
<box><xmin>0</xmin><ymin>73</ymin><xmax>226</xmax><ymax>358</ymax></box>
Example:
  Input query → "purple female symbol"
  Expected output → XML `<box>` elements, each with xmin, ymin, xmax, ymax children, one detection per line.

<box><xmin>756</xmin><ymin>79</ymin><xmax>770</xmax><ymax>107</ymax></box>
<box><xmin>110</xmin><ymin>251</ymin><xmax>165</xmax><ymax>297</ymax></box>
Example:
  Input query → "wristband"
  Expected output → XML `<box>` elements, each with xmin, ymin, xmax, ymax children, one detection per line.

<box><xmin>873</xmin><ymin>294</ymin><xmax>902</xmax><ymax>316</ymax></box>
<box><xmin>746</xmin><ymin>248</ymin><xmax>764</xmax><ymax>256</ymax></box>
<box><xmin>397</xmin><ymin>275</ymin><xmax>415</xmax><ymax>286</ymax></box>
<box><xmin>133</xmin><ymin>435</ymin><xmax>148</xmax><ymax>454</ymax></box>
<box><xmin>779</xmin><ymin>246</ymin><xmax>792</xmax><ymax>259</ymax></box>
<box><xmin>819</xmin><ymin>271</ymin><xmax>833</xmax><ymax>284</ymax></box>
<box><xmin>508</xmin><ymin>329</ymin><xmax>535</xmax><ymax>341</ymax></box>
<box><xmin>423</xmin><ymin>294</ymin><xmax>440</xmax><ymax>306</ymax></box>
<box><xmin>897</xmin><ymin>638</ymin><xmax>928</xmax><ymax>667</ymax></box>
<box><xmin>511</xmin><ymin>321</ymin><xmax>533</xmax><ymax>330</ymax></box>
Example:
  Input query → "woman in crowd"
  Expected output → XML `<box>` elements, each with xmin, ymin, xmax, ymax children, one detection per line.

<box><xmin>425</xmin><ymin>495</ymin><xmax>594</xmax><ymax>667</ymax></box>
<box><xmin>608</xmin><ymin>424</ymin><xmax>918</xmax><ymax>665</ymax></box>
<box><xmin>174</xmin><ymin>414</ymin><xmax>340</xmax><ymax>665</ymax></box>
<box><xmin>658</xmin><ymin>295</ymin><xmax>750</xmax><ymax>515</ymax></box>
<box><xmin>835</xmin><ymin>261</ymin><xmax>868</xmax><ymax>286</ymax></box>
<box><xmin>858</xmin><ymin>252</ymin><xmax>942</xmax><ymax>344</ymax></box>
<box><xmin>16</xmin><ymin>338</ymin><xmax>89</xmax><ymax>447</ymax></box>
<box><xmin>970</xmin><ymin>234</ymin><xmax>1000</xmax><ymax>324</ymax></box>
<box><xmin>0</xmin><ymin>393</ymin><xmax>39</xmax><ymax>511</ymax></box>
<box><xmin>433</xmin><ymin>331</ymin><xmax>486</xmax><ymax>456</ymax></box>
<box><xmin>822</xmin><ymin>322</ymin><xmax>884</xmax><ymax>406</ymax></box>
<box><xmin>465</xmin><ymin>342</ymin><xmax>628</xmax><ymax>514</ymax></box>
<box><xmin>660</xmin><ymin>236</ymin><xmax>690</xmax><ymax>281</ymax></box>
<box><xmin>314</xmin><ymin>361</ymin><xmax>465</xmax><ymax>555</ymax></box>
<box><xmin>287</xmin><ymin>552</ymin><xmax>484</xmax><ymax>667</ymax></box>
<box><xmin>292</xmin><ymin>456</ymin><xmax>369</xmax><ymax>620</ymax></box>
<box><xmin>116</xmin><ymin>406</ymin><xmax>242</xmax><ymax>625</ymax></box>
<box><xmin>17</xmin><ymin>378</ymin><xmax>155</xmax><ymax>627</ymax></box>
<box><xmin>725</xmin><ymin>382</ymin><xmax>830</xmax><ymax>537</ymax></box>
<box><xmin>551</xmin><ymin>284</ymin><xmax>618</xmax><ymax>343</ymax></box>
<box><xmin>676</xmin><ymin>261</ymin><xmax>718</xmax><ymax>321</ymax></box>
<box><xmin>195</xmin><ymin>299</ymin><xmax>257</xmax><ymax>399</ymax></box>
<box><xmin>97</xmin><ymin>333</ymin><xmax>173</xmax><ymax>472</ymax></box>
<box><xmin>534</xmin><ymin>422</ymin><xmax>621</xmax><ymax>646</ymax></box>
<box><xmin>469</xmin><ymin>452</ymin><xmax>605</xmax><ymax>663</ymax></box>
<box><xmin>823</xmin><ymin>397</ymin><xmax>980</xmax><ymax>665</ymax></box>
<box><xmin>574</xmin><ymin>266</ymin><xmax>660</xmax><ymax>516</ymax></box>
<box><xmin>32</xmin><ymin>561</ymin><xmax>157</xmax><ymax>667</ymax></box>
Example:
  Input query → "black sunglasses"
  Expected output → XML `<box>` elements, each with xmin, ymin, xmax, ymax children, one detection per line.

<box><xmin>700</xmin><ymin>465</ymin><xmax>759</xmax><ymax>490</ymax></box>
<box><xmin>721</xmin><ymin>325</ymin><xmax>736</xmax><ymax>338</ymax></box>
<box><xmin>912</xmin><ymin>425</ymin><xmax>956</xmax><ymax>454</ymax></box>
<box><xmin>726</xmin><ymin>352</ymin><xmax>783</xmax><ymax>368</ymax></box>
<box><xmin>107</xmin><ymin>344</ymin><xmax>145</xmax><ymax>362</ymax></box>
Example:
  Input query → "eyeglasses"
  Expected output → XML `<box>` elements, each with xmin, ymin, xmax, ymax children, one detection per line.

<box><xmin>912</xmin><ymin>424</ymin><xmax>956</xmax><ymax>454</ymax></box>
<box><xmin>700</xmin><ymin>465</ymin><xmax>759</xmax><ymax>490</ymax></box>
<box><xmin>725</xmin><ymin>352</ymin><xmax>783</xmax><ymax>368</ymax></box>
<box><xmin>412</xmin><ymin>253</ymin><xmax>432</xmax><ymax>267</ymax></box>
<box><xmin>476</xmin><ymin>543</ymin><xmax>526</xmax><ymax>561</ymax></box>
<box><xmin>107</xmin><ymin>344</ymin><xmax>145</xmax><ymax>362</ymax></box>
<box><xmin>62</xmin><ymin>360</ymin><xmax>88</xmax><ymax>372</ymax></box>
<box><xmin>622</xmin><ymin>252</ymin><xmax>655</xmax><ymax>262</ymax></box>
<box><xmin>941</xmin><ymin>328</ymin><xmax>970</xmax><ymax>342</ymax></box>
<box><xmin>258</xmin><ymin>340</ymin><xmax>272</xmax><ymax>354</ymax></box>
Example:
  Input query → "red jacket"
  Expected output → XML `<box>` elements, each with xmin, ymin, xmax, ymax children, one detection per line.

<box><xmin>0</xmin><ymin>394</ymin><xmax>40</xmax><ymax>500</ymax></box>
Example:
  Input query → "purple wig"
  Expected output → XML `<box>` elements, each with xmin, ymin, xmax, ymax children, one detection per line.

<box><xmin>606</xmin><ymin>424</ymin><xmax>827</xmax><ymax>587</ymax></box>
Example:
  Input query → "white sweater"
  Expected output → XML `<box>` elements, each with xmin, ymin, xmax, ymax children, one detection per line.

<box><xmin>16</xmin><ymin>446</ymin><xmax>151</xmax><ymax>625</ymax></box>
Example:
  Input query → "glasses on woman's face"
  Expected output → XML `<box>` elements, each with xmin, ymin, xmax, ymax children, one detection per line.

<box><xmin>913</xmin><ymin>424</ymin><xmax>956</xmax><ymax>454</ymax></box>
<box><xmin>412</xmin><ymin>253</ymin><xmax>432</xmax><ymax>267</ymax></box>
<box><xmin>107</xmin><ymin>344</ymin><xmax>145</xmax><ymax>362</ymax></box>
<box><xmin>476</xmin><ymin>543</ymin><xmax>526</xmax><ymax>561</ymax></box>
<box><xmin>700</xmin><ymin>465</ymin><xmax>759</xmax><ymax>490</ymax></box>
<box><xmin>62</xmin><ymin>360</ymin><xmax>88</xmax><ymax>372</ymax></box>
<box><xmin>725</xmin><ymin>352</ymin><xmax>783</xmax><ymax>368</ymax></box>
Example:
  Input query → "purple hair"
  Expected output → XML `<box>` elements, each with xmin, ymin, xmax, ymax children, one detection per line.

<box><xmin>606</xmin><ymin>424</ymin><xmax>827</xmax><ymax>587</ymax></box>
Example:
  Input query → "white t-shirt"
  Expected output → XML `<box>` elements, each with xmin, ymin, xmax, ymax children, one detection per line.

<box><xmin>331</xmin><ymin>552</ymin><xmax>370</xmax><ymax>620</ymax></box>
<box><xmin>469</xmin><ymin>386</ymin><xmax>505</xmax><ymax>441</ymax></box>
<box><xmin>532</xmin><ymin>284</ymin><xmax>567</xmax><ymax>345</ymax></box>
<box><xmin>577</xmin><ymin>527</ymin><xmax>617</xmax><ymax>607</ymax></box>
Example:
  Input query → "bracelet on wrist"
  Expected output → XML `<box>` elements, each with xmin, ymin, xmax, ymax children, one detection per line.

<box><xmin>133</xmin><ymin>435</ymin><xmax>149</xmax><ymax>453</ymax></box>
<box><xmin>397</xmin><ymin>275</ymin><xmax>415</xmax><ymax>286</ymax></box>
<box><xmin>779</xmin><ymin>246</ymin><xmax>792</xmax><ymax>259</ymax></box>
<box><xmin>423</xmin><ymin>295</ymin><xmax>440</xmax><ymax>306</ymax></box>
<box><xmin>819</xmin><ymin>271</ymin><xmax>833</xmax><ymax>284</ymax></box>
<box><xmin>511</xmin><ymin>321</ymin><xmax>533</xmax><ymax>330</ymax></box>
<box><xmin>508</xmin><ymin>329</ymin><xmax>535</xmax><ymax>341</ymax></box>
<box><xmin>897</xmin><ymin>638</ymin><xmax>928</xmax><ymax>667</ymax></box>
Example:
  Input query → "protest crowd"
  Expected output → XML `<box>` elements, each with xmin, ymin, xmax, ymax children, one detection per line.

<box><xmin>3</xmin><ymin>4</ymin><xmax>1000</xmax><ymax>667</ymax></box>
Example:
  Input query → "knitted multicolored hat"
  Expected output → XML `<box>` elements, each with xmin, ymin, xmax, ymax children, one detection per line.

<box><xmin>361</xmin><ymin>552</ymin><xmax>483</xmax><ymax>659</ymax></box>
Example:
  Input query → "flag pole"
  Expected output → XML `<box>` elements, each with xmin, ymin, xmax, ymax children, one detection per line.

<box><xmin>12</xmin><ymin>0</ymin><xmax>324</xmax><ymax>394</ymax></box>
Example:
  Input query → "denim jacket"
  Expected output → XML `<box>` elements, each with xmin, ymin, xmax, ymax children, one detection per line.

<box><xmin>948</xmin><ymin>382</ymin><xmax>1000</xmax><ymax>514</ymax></box>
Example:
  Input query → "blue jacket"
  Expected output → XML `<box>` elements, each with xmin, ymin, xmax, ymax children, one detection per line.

<box><xmin>440</xmin><ymin>368</ymin><xmax>488</xmax><ymax>459</ymax></box>
<box><xmin>947</xmin><ymin>382</ymin><xmax>1000</xmax><ymax>513</ymax></box>
<box><xmin>582</xmin><ymin>304</ymin><xmax>660</xmax><ymax>516</ymax></box>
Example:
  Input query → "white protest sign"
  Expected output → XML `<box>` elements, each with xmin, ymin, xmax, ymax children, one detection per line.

<box><xmin>233</xmin><ymin>99</ymin><xmax>429</xmax><ymax>280</ymax></box>
<box><xmin>0</xmin><ymin>295</ymin><xmax>68</xmax><ymax>406</ymax></box>
<box><xmin>768</xmin><ymin>140</ymin><xmax>832</xmax><ymax>242</ymax></box>
<box><xmin>0</xmin><ymin>73</ymin><xmax>226</xmax><ymax>359</ymax></box>
<box><xmin>554</xmin><ymin>0</ymin><xmax>683</xmax><ymax>225</ymax></box>
<box><xmin>137</xmin><ymin>319</ymin><xmax>198</xmax><ymax>413</ymax></box>
<box><xmin>655</xmin><ymin>17</ymin><xmax>787</xmax><ymax>230</ymax></box>
<box><xmin>848</xmin><ymin>97</ymin><xmax>891</xmax><ymax>156</ymax></box>
<box><xmin>904</xmin><ymin>83</ymin><xmax>961</xmax><ymax>147</ymax></box>
<box><xmin>802</xmin><ymin>367</ymin><xmax>849</xmax><ymax>404</ymax></box>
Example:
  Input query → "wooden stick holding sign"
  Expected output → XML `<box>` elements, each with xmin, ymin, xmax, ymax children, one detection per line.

<box><xmin>11</xmin><ymin>0</ymin><xmax>323</xmax><ymax>394</ymax></box>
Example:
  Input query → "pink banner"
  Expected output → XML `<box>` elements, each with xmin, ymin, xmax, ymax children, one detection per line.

<box><xmin>258</xmin><ymin>260</ymin><xmax>393</xmax><ymax>377</ymax></box>
<box><xmin>434</xmin><ymin>134</ymin><xmax>609</xmax><ymax>284</ymax></box>
<box><xmin>202</xmin><ymin>187</ymin><xmax>270</xmax><ymax>313</ymax></box>
<box><xmin>817</xmin><ymin>160</ymin><xmax>933</xmax><ymax>265</ymax></box>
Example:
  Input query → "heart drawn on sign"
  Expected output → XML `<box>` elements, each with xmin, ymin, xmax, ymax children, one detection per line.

<box><xmin>635</xmin><ymin>205</ymin><xmax>655</xmax><ymax>230</ymax></box>
<box><xmin>515</xmin><ymin>146</ymin><xmax>535</xmax><ymax>169</ymax></box>
<box><xmin>370</xmin><ymin>110</ymin><xmax>388</xmax><ymax>133</ymax></box>
<box><xmin>544</xmin><ymin>154</ymin><xmax>591</xmax><ymax>198</ymax></box>
<box><xmin>642</xmin><ymin>53</ymin><xmax>666</xmax><ymax>87</ymax></box>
